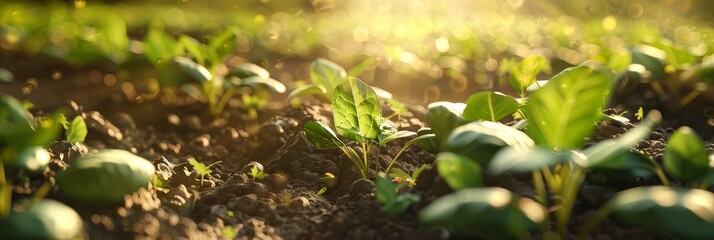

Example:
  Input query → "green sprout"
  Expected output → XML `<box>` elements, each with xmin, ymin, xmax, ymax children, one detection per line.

<box><xmin>187</xmin><ymin>157</ymin><xmax>221</xmax><ymax>187</ymax></box>
<box><xmin>248</xmin><ymin>165</ymin><xmax>269</xmax><ymax>181</ymax></box>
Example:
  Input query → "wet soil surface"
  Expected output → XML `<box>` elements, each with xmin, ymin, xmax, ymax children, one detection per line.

<box><xmin>2</xmin><ymin>58</ymin><xmax>713</xmax><ymax>239</ymax></box>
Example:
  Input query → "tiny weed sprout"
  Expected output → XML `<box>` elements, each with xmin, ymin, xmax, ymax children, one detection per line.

<box><xmin>187</xmin><ymin>157</ymin><xmax>221</xmax><ymax>187</ymax></box>
<box><xmin>304</xmin><ymin>76</ymin><xmax>434</xmax><ymax>179</ymax></box>
<box><xmin>375</xmin><ymin>176</ymin><xmax>420</xmax><ymax>216</ymax></box>
<box><xmin>316</xmin><ymin>187</ymin><xmax>327</xmax><ymax>196</ymax></box>
<box><xmin>248</xmin><ymin>165</ymin><xmax>269</xmax><ymax>181</ymax></box>
<box><xmin>388</xmin><ymin>164</ymin><xmax>428</xmax><ymax>189</ymax></box>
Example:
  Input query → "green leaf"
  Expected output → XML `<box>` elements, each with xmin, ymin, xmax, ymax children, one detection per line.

<box><xmin>387</xmin><ymin>98</ymin><xmax>409</xmax><ymax>115</ymax></box>
<box><xmin>463</xmin><ymin>91</ymin><xmax>519</xmax><ymax>122</ymax></box>
<box><xmin>382</xmin><ymin>193</ymin><xmax>420</xmax><ymax>215</ymax></box>
<box><xmin>509</xmin><ymin>55</ymin><xmax>550</xmax><ymax>96</ymax></box>
<box><xmin>0</xmin><ymin>199</ymin><xmax>82</xmax><ymax>239</ymax></box>
<box><xmin>489</xmin><ymin>147</ymin><xmax>569</xmax><ymax>175</ymax></box>
<box><xmin>379</xmin><ymin>130</ymin><xmax>416</xmax><ymax>146</ymax></box>
<box><xmin>435</xmin><ymin>152</ymin><xmax>482</xmax><ymax>190</ymax></box>
<box><xmin>179</xmin><ymin>35</ymin><xmax>217</xmax><ymax>66</ymax></box>
<box><xmin>414</xmin><ymin>127</ymin><xmax>440</xmax><ymax>153</ymax></box>
<box><xmin>443</xmin><ymin>121</ymin><xmax>534</xmax><ymax>166</ymax></box>
<box><xmin>332</xmin><ymin>77</ymin><xmax>381</xmax><ymax>142</ymax></box>
<box><xmin>375</xmin><ymin>176</ymin><xmax>397</xmax><ymax>204</ymax></box>
<box><xmin>525</xmin><ymin>61</ymin><xmax>615</xmax><ymax>150</ymax></box>
<box><xmin>173</xmin><ymin>57</ymin><xmax>212</xmax><ymax>83</ymax></box>
<box><xmin>286</xmin><ymin>84</ymin><xmax>329</xmax><ymax>102</ymax></box>
<box><xmin>311</xmin><ymin>58</ymin><xmax>347</xmax><ymax>98</ymax></box>
<box><xmin>347</xmin><ymin>57</ymin><xmax>376</xmax><ymax>77</ymax></box>
<box><xmin>608</xmin><ymin>186</ymin><xmax>714</xmax><ymax>239</ymax></box>
<box><xmin>56</xmin><ymin>149</ymin><xmax>155</xmax><ymax>203</ymax></box>
<box><xmin>583</xmin><ymin>111</ymin><xmax>660</xmax><ymax>168</ymax></box>
<box><xmin>304</xmin><ymin>121</ymin><xmax>343</xmax><ymax>148</ymax></box>
<box><xmin>144</xmin><ymin>29</ymin><xmax>183</xmax><ymax>66</ymax></box>
<box><xmin>208</xmin><ymin>28</ymin><xmax>237</xmax><ymax>60</ymax></box>
<box><xmin>228</xmin><ymin>63</ymin><xmax>270</xmax><ymax>79</ymax></box>
<box><xmin>65</xmin><ymin>116</ymin><xmax>87</xmax><ymax>144</ymax></box>
<box><xmin>589</xmin><ymin>151</ymin><xmax>656</xmax><ymax>178</ymax></box>
<box><xmin>607</xmin><ymin>51</ymin><xmax>632</xmax><ymax>72</ymax></box>
<box><xmin>631</xmin><ymin>44</ymin><xmax>667</xmax><ymax>80</ymax></box>
<box><xmin>664</xmin><ymin>127</ymin><xmax>709</xmax><ymax>182</ymax></box>
<box><xmin>227</xmin><ymin>76</ymin><xmax>286</xmax><ymax>93</ymax></box>
<box><xmin>419</xmin><ymin>187</ymin><xmax>546</xmax><ymax>235</ymax></box>
<box><xmin>425</xmin><ymin>101</ymin><xmax>467</xmax><ymax>140</ymax></box>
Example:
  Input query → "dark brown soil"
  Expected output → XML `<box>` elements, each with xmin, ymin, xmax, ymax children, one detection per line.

<box><xmin>2</xmin><ymin>56</ymin><xmax>713</xmax><ymax>240</ymax></box>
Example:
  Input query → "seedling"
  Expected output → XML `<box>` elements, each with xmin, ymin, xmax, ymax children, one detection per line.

<box><xmin>64</xmin><ymin>116</ymin><xmax>87</xmax><ymax>144</ymax></box>
<box><xmin>375</xmin><ymin>176</ymin><xmax>420</xmax><ymax>216</ymax></box>
<box><xmin>316</xmin><ymin>187</ymin><xmax>327</xmax><ymax>196</ymax></box>
<box><xmin>304</xmin><ymin>77</ymin><xmax>434</xmax><ymax>179</ymax></box>
<box><xmin>388</xmin><ymin>164</ymin><xmax>427</xmax><ymax>189</ymax></box>
<box><xmin>248</xmin><ymin>165</ymin><xmax>269</xmax><ymax>181</ymax></box>
<box><xmin>187</xmin><ymin>157</ymin><xmax>221</xmax><ymax>187</ymax></box>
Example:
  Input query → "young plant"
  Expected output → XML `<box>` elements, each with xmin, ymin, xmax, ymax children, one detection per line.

<box><xmin>248</xmin><ymin>164</ymin><xmax>269</xmax><ymax>181</ymax></box>
<box><xmin>375</xmin><ymin>175</ymin><xmax>420</xmax><ymax>216</ymax></box>
<box><xmin>287</xmin><ymin>58</ymin><xmax>389</xmax><ymax>103</ymax></box>
<box><xmin>64</xmin><ymin>116</ymin><xmax>87</xmax><ymax>144</ymax></box>
<box><xmin>304</xmin><ymin>77</ymin><xmax>433</xmax><ymax>179</ymax></box>
<box><xmin>144</xmin><ymin>28</ymin><xmax>285</xmax><ymax>116</ymax></box>
<box><xmin>388</xmin><ymin>164</ymin><xmax>428</xmax><ymax>189</ymax></box>
<box><xmin>187</xmin><ymin>157</ymin><xmax>221</xmax><ymax>187</ymax></box>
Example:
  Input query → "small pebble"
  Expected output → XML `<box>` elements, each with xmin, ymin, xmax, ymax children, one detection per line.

<box><xmin>289</xmin><ymin>196</ymin><xmax>309</xmax><ymax>210</ymax></box>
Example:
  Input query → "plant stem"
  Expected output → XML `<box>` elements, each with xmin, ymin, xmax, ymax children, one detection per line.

<box><xmin>215</xmin><ymin>88</ymin><xmax>237</xmax><ymax>117</ymax></box>
<box><xmin>33</xmin><ymin>180</ymin><xmax>52</xmax><ymax>200</ymax></box>
<box><xmin>0</xmin><ymin>163</ymin><xmax>9</xmax><ymax>218</ymax></box>
<box><xmin>361</xmin><ymin>142</ymin><xmax>369</xmax><ymax>175</ymax></box>
<box><xmin>384</xmin><ymin>135</ymin><xmax>432</xmax><ymax>174</ymax></box>
<box><xmin>647</xmin><ymin>157</ymin><xmax>671</xmax><ymax>186</ymax></box>
<box><xmin>556</xmin><ymin>167</ymin><xmax>584</xmax><ymax>237</ymax></box>
<box><xmin>532</xmin><ymin>171</ymin><xmax>550</xmax><ymax>230</ymax></box>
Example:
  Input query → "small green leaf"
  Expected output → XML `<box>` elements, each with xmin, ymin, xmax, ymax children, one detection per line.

<box><xmin>379</xmin><ymin>130</ymin><xmax>416</xmax><ymax>146</ymax></box>
<box><xmin>414</xmin><ymin>127</ymin><xmax>440</xmax><ymax>153</ymax></box>
<box><xmin>636</xmin><ymin>107</ymin><xmax>644</xmax><ymax>121</ymax></box>
<box><xmin>376</xmin><ymin>176</ymin><xmax>419</xmax><ymax>215</ymax></box>
<box><xmin>180</xmin><ymin>35</ymin><xmax>210</xmax><ymax>66</ymax></box>
<box><xmin>387</xmin><ymin>98</ymin><xmax>409</xmax><ymax>115</ymax></box>
<box><xmin>464</xmin><ymin>91</ymin><xmax>519</xmax><ymax>122</ymax></box>
<box><xmin>664</xmin><ymin>127</ymin><xmax>709</xmax><ymax>182</ymax></box>
<box><xmin>286</xmin><ymin>84</ymin><xmax>329</xmax><ymax>102</ymax></box>
<box><xmin>608</xmin><ymin>186</ymin><xmax>714</xmax><ymax>239</ymax></box>
<box><xmin>311</xmin><ymin>58</ymin><xmax>347</xmax><ymax>98</ymax></box>
<box><xmin>525</xmin><ymin>61</ymin><xmax>614</xmax><ymax>150</ymax></box>
<box><xmin>509</xmin><ymin>55</ymin><xmax>550</xmax><ymax>96</ymax></box>
<box><xmin>382</xmin><ymin>193</ymin><xmax>420</xmax><ymax>215</ymax></box>
<box><xmin>332</xmin><ymin>77</ymin><xmax>381</xmax><ymax>142</ymax></box>
<box><xmin>227</xmin><ymin>76</ymin><xmax>286</xmax><ymax>93</ymax></box>
<box><xmin>589</xmin><ymin>151</ymin><xmax>655</xmax><ymax>178</ymax></box>
<box><xmin>420</xmin><ymin>187</ymin><xmax>546</xmax><ymax>236</ymax></box>
<box><xmin>304</xmin><ymin>121</ymin><xmax>343</xmax><ymax>148</ymax></box>
<box><xmin>425</xmin><ymin>101</ymin><xmax>467</xmax><ymax>140</ymax></box>
<box><xmin>607</xmin><ymin>51</ymin><xmax>633</xmax><ymax>72</ymax></box>
<box><xmin>435</xmin><ymin>152</ymin><xmax>482</xmax><ymax>190</ymax></box>
<box><xmin>249</xmin><ymin>165</ymin><xmax>269</xmax><ymax>180</ymax></box>
<box><xmin>56</xmin><ymin>149</ymin><xmax>155</xmax><ymax>203</ymax></box>
<box><xmin>443</xmin><ymin>121</ymin><xmax>534</xmax><ymax>166</ymax></box>
<box><xmin>173</xmin><ymin>57</ymin><xmax>212</xmax><ymax>83</ymax></box>
<box><xmin>375</xmin><ymin>176</ymin><xmax>397</xmax><ymax>204</ymax></box>
<box><xmin>208</xmin><ymin>28</ymin><xmax>237</xmax><ymax>60</ymax></box>
<box><xmin>316</xmin><ymin>187</ymin><xmax>327</xmax><ymax>195</ymax></box>
<box><xmin>65</xmin><ymin>116</ymin><xmax>87</xmax><ymax>144</ymax></box>
<box><xmin>228</xmin><ymin>63</ymin><xmax>270</xmax><ymax>79</ymax></box>
<box><xmin>489</xmin><ymin>147</ymin><xmax>569</xmax><ymax>175</ymax></box>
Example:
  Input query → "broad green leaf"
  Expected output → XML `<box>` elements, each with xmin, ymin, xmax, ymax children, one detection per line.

<box><xmin>664</xmin><ymin>127</ymin><xmax>709</xmax><ymax>182</ymax></box>
<box><xmin>631</xmin><ymin>44</ymin><xmax>667</xmax><ymax>80</ymax></box>
<box><xmin>286</xmin><ymin>84</ymin><xmax>329</xmax><ymax>102</ymax></box>
<box><xmin>0</xmin><ymin>199</ymin><xmax>82</xmax><ymax>239</ymax></box>
<box><xmin>173</xmin><ymin>57</ymin><xmax>212</xmax><ymax>83</ymax></box>
<box><xmin>208</xmin><ymin>28</ymin><xmax>237</xmax><ymax>60</ymax></box>
<box><xmin>65</xmin><ymin>116</ymin><xmax>87</xmax><ymax>144</ymax></box>
<box><xmin>304</xmin><ymin>121</ymin><xmax>343</xmax><ymax>148</ymax></box>
<box><xmin>489</xmin><ymin>147</ymin><xmax>569</xmax><ymax>175</ymax></box>
<box><xmin>607</xmin><ymin>50</ymin><xmax>632</xmax><ymax>72</ymax></box>
<box><xmin>435</xmin><ymin>152</ymin><xmax>482</xmax><ymax>190</ymax></box>
<box><xmin>463</xmin><ymin>91</ymin><xmax>519</xmax><ymax>122</ymax></box>
<box><xmin>310</xmin><ymin>58</ymin><xmax>347</xmax><ymax>98</ymax></box>
<box><xmin>583</xmin><ymin>111</ymin><xmax>660</xmax><ymax>168</ymax></box>
<box><xmin>375</xmin><ymin>176</ymin><xmax>397</xmax><ymax>204</ymax></box>
<box><xmin>420</xmin><ymin>187</ymin><xmax>546</xmax><ymax>236</ymax></box>
<box><xmin>589</xmin><ymin>151</ymin><xmax>655</xmax><ymax>179</ymax></box>
<box><xmin>382</xmin><ymin>193</ymin><xmax>420</xmax><ymax>216</ymax></box>
<box><xmin>608</xmin><ymin>186</ymin><xmax>714</xmax><ymax>239</ymax></box>
<box><xmin>525</xmin><ymin>61</ymin><xmax>615</xmax><ymax>150</ymax></box>
<box><xmin>332</xmin><ymin>77</ymin><xmax>381</xmax><ymax>142</ymax></box>
<box><xmin>443</xmin><ymin>121</ymin><xmax>534</xmax><ymax>166</ymax></box>
<box><xmin>425</xmin><ymin>101</ymin><xmax>467</xmax><ymax>140</ymax></box>
<box><xmin>144</xmin><ymin>29</ymin><xmax>183</xmax><ymax>66</ymax></box>
<box><xmin>509</xmin><ymin>55</ymin><xmax>550</xmax><ymax>96</ymax></box>
<box><xmin>56</xmin><ymin>149</ymin><xmax>155</xmax><ymax>203</ymax></box>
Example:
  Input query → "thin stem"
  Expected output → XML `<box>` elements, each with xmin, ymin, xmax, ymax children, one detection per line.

<box><xmin>532</xmin><ymin>171</ymin><xmax>550</xmax><ymax>230</ymax></box>
<box><xmin>214</xmin><ymin>88</ymin><xmax>237</xmax><ymax>117</ymax></box>
<box><xmin>556</xmin><ymin>168</ymin><xmax>585</xmax><ymax>237</ymax></box>
<box><xmin>33</xmin><ymin>180</ymin><xmax>52</xmax><ymax>200</ymax></box>
<box><xmin>361</xmin><ymin>142</ymin><xmax>369</xmax><ymax>175</ymax></box>
<box><xmin>647</xmin><ymin>157</ymin><xmax>671</xmax><ymax>186</ymax></box>
<box><xmin>0</xmin><ymin>163</ymin><xmax>9</xmax><ymax>218</ymax></box>
<box><xmin>384</xmin><ymin>136</ymin><xmax>428</xmax><ymax>174</ymax></box>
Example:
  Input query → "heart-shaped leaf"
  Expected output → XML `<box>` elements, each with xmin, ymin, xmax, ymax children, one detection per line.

<box><xmin>608</xmin><ymin>186</ymin><xmax>714</xmax><ymax>239</ymax></box>
<box><xmin>463</xmin><ymin>91</ymin><xmax>519</xmax><ymax>122</ymax></box>
<box><xmin>525</xmin><ymin>61</ymin><xmax>614</xmax><ymax>150</ymax></box>
<box><xmin>304</xmin><ymin>121</ymin><xmax>343</xmax><ymax>148</ymax></box>
<box><xmin>425</xmin><ymin>101</ymin><xmax>467</xmax><ymax>140</ymax></box>
<box><xmin>420</xmin><ymin>187</ymin><xmax>547</xmax><ymax>236</ymax></box>
<box><xmin>65</xmin><ymin>116</ymin><xmax>87</xmax><ymax>144</ymax></box>
<box><xmin>435</xmin><ymin>152</ymin><xmax>482</xmax><ymax>190</ymax></box>
<box><xmin>311</xmin><ymin>58</ymin><xmax>347</xmax><ymax>98</ymax></box>
<box><xmin>332</xmin><ymin>77</ymin><xmax>381</xmax><ymax>142</ymax></box>
<box><xmin>664</xmin><ymin>127</ymin><xmax>709</xmax><ymax>182</ymax></box>
<box><xmin>489</xmin><ymin>147</ymin><xmax>569</xmax><ymax>175</ymax></box>
<box><xmin>444</xmin><ymin>121</ymin><xmax>534</xmax><ymax>166</ymax></box>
